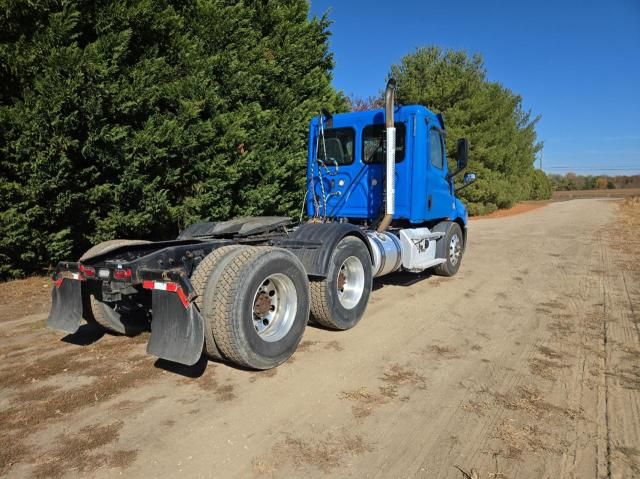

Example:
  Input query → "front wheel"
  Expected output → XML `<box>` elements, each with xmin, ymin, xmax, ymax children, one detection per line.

<box><xmin>309</xmin><ymin>236</ymin><xmax>373</xmax><ymax>330</ymax></box>
<box><xmin>434</xmin><ymin>222</ymin><xmax>464</xmax><ymax>277</ymax></box>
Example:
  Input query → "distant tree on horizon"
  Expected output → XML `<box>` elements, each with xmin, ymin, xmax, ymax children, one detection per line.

<box><xmin>348</xmin><ymin>95</ymin><xmax>384</xmax><ymax>112</ymax></box>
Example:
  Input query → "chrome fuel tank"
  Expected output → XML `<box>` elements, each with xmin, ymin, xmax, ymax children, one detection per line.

<box><xmin>366</xmin><ymin>231</ymin><xmax>402</xmax><ymax>277</ymax></box>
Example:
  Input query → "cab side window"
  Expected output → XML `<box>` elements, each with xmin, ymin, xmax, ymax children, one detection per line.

<box><xmin>316</xmin><ymin>127</ymin><xmax>355</xmax><ymax>165</ymax></box>
<box><xmin>429</xmin><ymin>128</ymin><xmax>444</xmax><ymax>170</ymax></box>
<box><xmin>362</xmin><ymin>123</ymin><xmax>406</xmax><ymax>164</ymax></box>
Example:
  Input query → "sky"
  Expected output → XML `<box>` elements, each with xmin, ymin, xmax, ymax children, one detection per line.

<box><xmin>308</xmin><ymin>0</ymin><xmax>640</xmax><ymax>176</ymax></box>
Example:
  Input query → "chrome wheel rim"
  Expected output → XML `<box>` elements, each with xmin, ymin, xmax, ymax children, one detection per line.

<box><xmin>449</xmin><ymin>234</ymin><xmax>462</xmax><ymax>266</ymax></box>
<box><xmin>337</xmin><ymin>256</ymin><xmax>365</xmax><ymax>309</ymax></box>
<box><xmin>252</xmin><ymin>273</ymin><xmax>297</xmax><ymax>342</ymax></box>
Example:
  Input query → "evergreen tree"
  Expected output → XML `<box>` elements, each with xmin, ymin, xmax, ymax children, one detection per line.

<box><xmin>0</xmin><ymin>0</ymin><xmax>345</xmax><ymax>279</ymax></box>
<box><xmin>390</xmin><ymin>46</ymin><xmax>550</xmax><ymax>215</ymax></box>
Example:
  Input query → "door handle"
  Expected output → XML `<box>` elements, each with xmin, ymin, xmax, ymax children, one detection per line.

<box><xmin>428</xmin><ymin>195</ymin><xmax>432</xmax><ymax>210</ymax></box>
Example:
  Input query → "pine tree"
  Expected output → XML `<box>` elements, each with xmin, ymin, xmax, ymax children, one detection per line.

<box><xmin>0</xmin><ymin>0</ymin><xmax>345</xmax><ymax>279</ymax></box>
<box><xmin>390</xmin><ymin>46</ymin><xmax>550</xmax><ymax>215</ymax></box>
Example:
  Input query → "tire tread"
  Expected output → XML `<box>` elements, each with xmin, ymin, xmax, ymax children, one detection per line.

<box><xmin>309</xmin><ymin>236</ymin><xmax>372</xmax><ymax>330</ymax></box>
<box><xmin>433</xmin><ymin>223</ymin><xmax>464</xmax><ymax>277</ymax></box>
<box><xmin>210</xmin><ymin>247</ymin><xmax>264</xmax><ymax>367</ymax></box>
<box><xmin>309</xmin><ymin>280</ymin><xmax>336</xmax><ymax>328</ymax></box>
<box><xmin>190</xmin><ymin>245</ymin><xmax>245</xmax><ymax>359</ymax></box>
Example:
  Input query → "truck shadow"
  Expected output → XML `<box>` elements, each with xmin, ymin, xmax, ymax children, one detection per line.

<box><xmin>61</xmin><ymin>323</ymin><xmax>106</xmax><ymax>345</ymax></box>
<box><xmin>61</xmin><ymin>324</ymin><xmax>215</xmax><ymax>378</ymax></box>
<box><xmin>154</xmin><ymin>354</ymin><xmax>263</xmax><ymax>376</ymax></box>
<box><xmin>372</xmin><ymin>270</ymin><xmax>435</xmax><ymax>291</ymax></box>
<box><xmin>154</xmin><ymin>354</ymin><xmax>209</xmax><ymax>377</ymax></box>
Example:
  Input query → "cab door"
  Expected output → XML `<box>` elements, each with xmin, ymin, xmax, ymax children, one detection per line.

<box><xmin>426</xmin><ymin>126</ymin><xmax>453</xmax><ymax>220</ymax></box>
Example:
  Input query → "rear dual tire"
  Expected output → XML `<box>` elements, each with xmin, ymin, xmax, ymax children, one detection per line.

<box><xmin>309</xmin><ymin>236</ymin><xmax>373</xmax><ymax>330</ymax></box>
<box><xmin>191</xmin><ymin>245</ymin><xmax>247</xmax><ymax>360</ymax></box>
<box><xmin>196</xmin><ymin>246</ymin><xmax>310</xmax><ymax>370</ymax></box>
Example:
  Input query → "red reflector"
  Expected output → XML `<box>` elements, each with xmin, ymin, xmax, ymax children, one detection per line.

<box><xmin>54</xmin><ymin>278</ymin><xmax>63</xmax><ymax>288</ymax></box>
<box><xmin>141</xmin><ymin>280</ymin><xmax>189</xmax><ymax>308</ymax></box>
<box><xmin>175</xmin><ymin>287</ymin><xmax>189</xmax><ymax>308</ymax></box>
<box><xmin>113</xmin><ymin>268</ymin><xmax>132</xmax><ymax>280</ymax></box>
<box><xmin>79</xmin><ymin>265</ymin><xmax>95</xmax><ymax>277</ymax></box>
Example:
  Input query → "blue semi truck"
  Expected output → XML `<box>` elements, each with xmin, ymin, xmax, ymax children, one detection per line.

<box><xmin>47</xmin><ymin>79</ymin><xmax>476</xmax><ymax>370</ymax></box>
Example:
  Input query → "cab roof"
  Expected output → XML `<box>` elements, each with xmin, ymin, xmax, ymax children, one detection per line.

<box><xmin>310</xmin><ymin>105</ymin><xmax>443</xmax><ymax>129</ymax></box>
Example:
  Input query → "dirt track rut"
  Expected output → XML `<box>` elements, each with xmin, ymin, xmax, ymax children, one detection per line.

<box><xmin>1</xmin><ymin>198</ymin><xmax>639</xmax><ymax>478</ymax></box>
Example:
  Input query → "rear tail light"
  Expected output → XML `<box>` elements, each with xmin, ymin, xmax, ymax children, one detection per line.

<box><xmin>79</xmin><ymin>265</ymin><xmax>95</xmax><ymax>278</ymax></box>
<box><xmin>113</xmin><ymin>268</ymin><xmax>132</xmax><ymax>280</ymax></box>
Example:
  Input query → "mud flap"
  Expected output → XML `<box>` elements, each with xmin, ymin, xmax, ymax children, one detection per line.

<box><xmin>146</xmin><ymin>290</ymin><xmax>204</xmax><ymax>366</ymax></box>
<box><xmin>46</xmin><ymin>279</ymin><xmax>83</xmax><ymax>334</ymax></box>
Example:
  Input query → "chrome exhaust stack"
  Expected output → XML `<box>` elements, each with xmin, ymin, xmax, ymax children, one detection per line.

<box><xmin>377</xmin><ymin>78</ymin><xmax>397</xmax><ymax>233</ymax></box>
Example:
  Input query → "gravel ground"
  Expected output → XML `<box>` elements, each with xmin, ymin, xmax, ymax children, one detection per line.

<box><xmin>1</xmin><ymin>198</ymin><xmax>638</xmax><ymax>479</ymax></box>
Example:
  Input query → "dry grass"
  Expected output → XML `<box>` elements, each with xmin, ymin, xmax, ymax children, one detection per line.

<box><xmin>485</xmin><ymin>384</ymin><xmax>583</xmax><ymax>421</ymax></box>
<box><xmin>32</xmin><ymin>421</ymin><xmax>136</xmax><ymax>478</ymax></box>
<box><xmin>461</xmin><ymin>399</ymin><xmax>491</xmax><ymax>417</ymax></box>
<box><xmin>249</xmin><ymin>368</ymin><xmax>278</xmax><ymax>383</ymax></box>
<box><xmin>552</xmin><ymin>188</ymin><xmax>640</xmax><ymax>200</ymax></box>
<box><xmin>547</xmin><ymin>320</ymin><xmax>575</xmax><ymax>338</ymax></box>
<box><xmin>537</xmin><ymin>345</ymin><xmax>565</xmax><ymax>360</ymax></box>
<box><xmin>191</xmin><ymin>369</ymin><xmax>236</xmax><ymax>400</ymax></box>
<box><xmin>0</xmin><ymin>276</ymin><xmax>51</xmax><ymax>323</ymax></box>
<box><xmin>381</xmin><ymin>364</ymin><xmax>426</xmax><ymax>387</ymax></box>
<box><xmin>611</xmin><ymin>196</ymin><xmax>640</xmax><ymax>267</ymax></box>
<box><xmin>609</xmin><ymin>364</ymin><xmax>640</xmax><ymax>391</ymax></box>
<box><xmin>493</xmin><ymin>420</ymin><xmax>568</xmax><ymax>460</ymax></box>
<box><xmin>615</xmin><ymin>446</ymin><xmax>640</xmax><ymax>475</ymax></box>
<box><xmin>0</xmin><ymin>331</ymin><xmax>161</xmax><ymax>476</ymax></box>
<box><xmin>324</xmin><ymin>340</ymin><xmax>344</xmax><ymax>352</ymax></box>
<box><xmin>427</xmin><ymin>344</ymin><xmax>461</xmax><ymax>359</ymax></box>
<box><xmin>340</xmin><ymin>385</ymin><xmax>398</xmax><ymax>418</ymax></box>
<box><xmin>340</xmin><ymin>387</ymin><xmax>375</xmax><ymax>402</ymax></box>
<box><xmin>295</xmin><ymin>340</ymin><xmax>319</xmax><ymax>352</ymax></box>
<box><xmin>252</xmin><ymin>430</ymin><xmax>372</xmax><ymax>475</ymax></box>
<box><xmin>528</xmin><ymin>357</ymin><xmax>570</xmax><ymax>381</ymax></box>
<box><xmin>339</xmin><ymin>364</ymin><xmax>421</xmax><ymax>420</ymax></box>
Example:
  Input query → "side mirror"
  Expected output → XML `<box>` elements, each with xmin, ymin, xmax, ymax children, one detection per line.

<box><xmin>455</xmin><ymin>171</ymin><xmax>477</xmax><ymax>193</ymax></box>
<box><xmin>463</xmin><ymin>172</ymin><xmax>476</xmax><ymax>184</ymax></box>
<box><xmin>456</xmin><ymin>138</ymin><xmax>469</xmax><ymax>170</ymax></box>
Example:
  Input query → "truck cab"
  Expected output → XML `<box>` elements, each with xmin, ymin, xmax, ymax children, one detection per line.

<box><xmin>306</xmin><ymin>105</ymin><xmax>469</xmax><ymax>228</ymax></box>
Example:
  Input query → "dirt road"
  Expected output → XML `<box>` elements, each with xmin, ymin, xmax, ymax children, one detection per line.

<box><xmin>1</xmin><ymin>198</ymin><xmax>639</xmax><ymax>479</ymax></box>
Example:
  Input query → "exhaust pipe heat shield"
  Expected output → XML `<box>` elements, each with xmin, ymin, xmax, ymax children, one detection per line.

<box><xmin>47</xmin><ymin>279</ymin><xmax>83</xmax><ymax>334</ymax></box>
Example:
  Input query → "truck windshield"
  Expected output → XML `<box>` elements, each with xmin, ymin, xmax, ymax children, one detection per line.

<box><xmin>362</xmin><ymin>123</ymin><xmax>406</xmax><ymax>164</ymax></box>
<box><xmin>316</xmin><ymin>127</ymin><xmax>355</xmax><ymax>165</ymax></box>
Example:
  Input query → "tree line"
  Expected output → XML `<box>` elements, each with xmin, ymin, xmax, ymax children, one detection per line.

<box><xmin>548</xmin><ymin>173</ymin><xmax>640</xmax><ymax>191</ymax></box>
<box><xmin>0</xmin><ymin>1</ymin><xmax>549</xmax><ymax>279</ymax></box>
<box><xmin>350</xmin><ymin>47</ymin><xmax>551</xmax><ymax>215</ymax></box>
